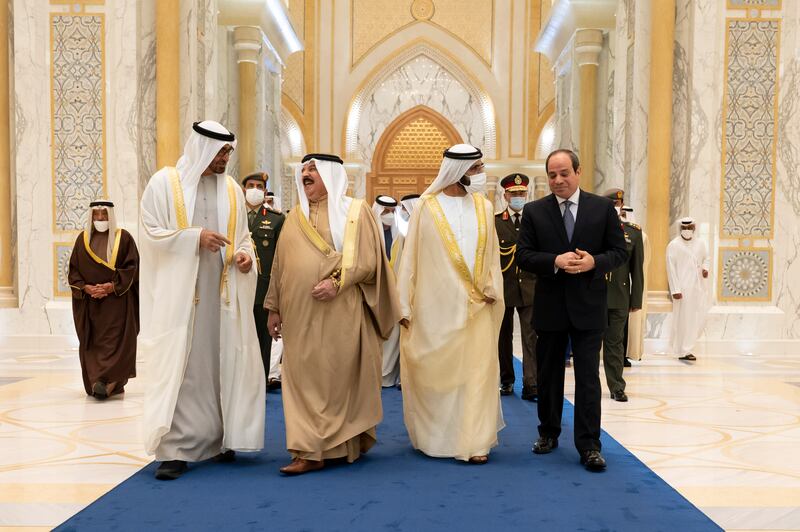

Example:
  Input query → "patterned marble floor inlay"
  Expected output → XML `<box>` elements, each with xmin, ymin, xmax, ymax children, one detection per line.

<box><xmin>0</xmin><ymin>348</ymin><xmax>798</xmax><ymax>530</ymax></box>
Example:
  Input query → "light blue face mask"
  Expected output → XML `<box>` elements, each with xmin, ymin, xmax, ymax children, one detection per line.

<box><xmin>508</xmin><ymin>197</ymin><xmax>526</xmax><ymax>212</ymax></box>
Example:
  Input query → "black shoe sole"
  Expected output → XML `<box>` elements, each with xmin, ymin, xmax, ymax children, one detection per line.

<box><xmin>582</xmin><ymin>461</ymin><xmax>607</xmax><ymax>472</ymax></box>
<box><xmin>155</xmin><ymin>469</ymin><xmax>186</xmax><ymax>480</ymax></box>
<box><xmin>580</xmin><ymin>455</ymin><xmax>607</xmax><ymax>472</ymax></box>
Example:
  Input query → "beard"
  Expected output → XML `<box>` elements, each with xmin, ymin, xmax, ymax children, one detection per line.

<box><xmin>459</xmin><ymin>175</ymin><xmax>471</xmax><ymax>186</ymax></box>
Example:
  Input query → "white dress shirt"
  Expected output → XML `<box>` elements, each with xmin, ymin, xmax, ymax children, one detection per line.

<box><xmin>557</xmin><ymin>188</ymin><xmax>580</xmax><ymax>220</ymax></box>
<box><xmin>554</xmin><ymin>188</ymin><xmax>580</xmax><ymax>272</ymax></box>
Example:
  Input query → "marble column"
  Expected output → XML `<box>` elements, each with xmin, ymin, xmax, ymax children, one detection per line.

<box><xmin>0</xmin><ymin>0</ymin><xmax>13</xmax><ymax>303</ymax></box>
<box><xmin>156</xmin><ymin>0</ymin><xmax>180</xmax><ymax>167</ymax></box>
<box><xmin>575</xmin><ymin>29</ymin><xmax>603</xmax><ymax>193</ymax></box>
<box><xmin>233</xmin><ymin>26</ymin><xmax>261</xmax><ymax>176</ymax></box>
<box><xmin>645</xmin><ymin>0</ymin><xmax>675</xmax><ymax>299</ymax></box>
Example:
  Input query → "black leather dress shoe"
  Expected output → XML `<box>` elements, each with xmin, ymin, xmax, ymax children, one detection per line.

<box><xmin>532</xmin><ymin>436</ymin><xmax>558</xmax><ymax>454</ymax></box>
<box><xmin>521</xmin><ymin>387</ymin><xmax>538</xmax><ymax>402</ymax></box>
<box><xmin>213</xmin><ymin>450</ymin><xmax>236</xmax><ymax>462</ymax></box>
<box><xmin>92</xmin><ymin>381</ymin><xmax>108</xmax><ymax>399</ymax></box>
<box><xmin>155</xmin><ymin>460</ymin><xmax>188</xmax><ymax>480</ymax></box>
<box><xmin>611</xmin><ymin>390</ymin><xmax>629</xmax><ymax>402</ymax></box>
<box><xmin>499</xmin><ymin>383</ymin><xmax>514</xmax><ymax>396</ymax></box>
<box><xmin>623</xmin><ymin>357</ymin><xmax>632</xmax><ymax>367</ymax></box>
<box><xmin>580</xmin><ymin>450</ymin><xmax>607</xmax><ymax>472</ymax></box>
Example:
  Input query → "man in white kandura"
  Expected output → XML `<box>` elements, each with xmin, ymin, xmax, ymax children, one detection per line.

<box><xmin>381</xmin><ymin>193</ymin><xmax>421</xmax><ymax>388</ymax></box>
<box><xmin>398</xmin><ymin>144</ymin><xmax>505</xmax><ymax>464</ymax></box>
<box><xmin>666</xmin><ymin>217</ymin><xmax>710</xmax><ymax>362</ymax></box>
<box><xmin>139</xmin><ymin>120</ymin><xmax>265</xmax><ymax>480</ymax></box>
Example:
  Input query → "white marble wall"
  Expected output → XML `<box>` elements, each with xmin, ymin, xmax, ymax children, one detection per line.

<box><xmin>1</xmin><ymin>0</ymin><xmax>56</xmax><ymax>336</ymax></box>
<box><xmin>133</xmin><ymin>0</ymin><xmax>156</xmax><ymax>193</ymax></box>
<box><xmin>594</xmin><ymin>31</ymin><xmax>615</xmax><ymax>193</ymax></box>
<box><xmin>179</xmin><ymin>0</ymin><xmax>219</xmax><ymax>144</ymax></box>
<box><xmin>774</xmin><ymin>0</ymin><xmax>800</xmax><ymax>338</ymax></box>
<box><xmin>106</xmin><ymin>0</ymin><xmax>142</xmax><ymax>236</ymax></box>
<box><xmin>356</xmin><ymin>54</ymin><xmax>486</xmax><ymax>169</ymax></box>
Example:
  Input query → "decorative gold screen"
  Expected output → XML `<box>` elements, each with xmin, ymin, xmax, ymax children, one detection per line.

<box><xmin>383</xmin><ymin>117</ymin><xmax>452</xmax><ymax>170</ymax></box>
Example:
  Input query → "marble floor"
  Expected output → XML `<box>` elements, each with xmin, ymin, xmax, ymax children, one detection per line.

<box><xmin>0</xmin><ymin>344</ymin><xmax>798</xmax><ymax>531</ymax></box>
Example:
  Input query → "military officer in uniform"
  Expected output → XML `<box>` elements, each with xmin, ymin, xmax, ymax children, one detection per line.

<box><xmin>242</xmin><ymin>172</ymin><xmax>285</xmax><ymax>382</ymax></box>
<box><xmin>602</xmin><ymin>188</ymin><xmax>644</xmax><ymax>402</ymax></box>
<box><xmin>496</xmin><ymin>173</ymin><xmax>538</xmax><ymax>401</ymax></box>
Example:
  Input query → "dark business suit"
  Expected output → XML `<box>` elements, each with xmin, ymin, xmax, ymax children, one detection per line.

<box><xmin>516</xmin><ymin>190</ymin><xmax>627</xmax><ymax>452</ymax></box>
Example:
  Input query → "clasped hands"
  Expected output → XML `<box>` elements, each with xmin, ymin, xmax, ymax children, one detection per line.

<box><xmin>84</xmin><ymin>282</ymin><xmax>114</xmax><ymax>299</ymax></box>
<box><xmin>555</xmin><ymin>248</ymin><xmax>595</xmax><ymax>274</ymax></box>
<box><xmin>199</xmin><ymin>229</ymin><xmax>251</xmax><ymax>273</ymax></box>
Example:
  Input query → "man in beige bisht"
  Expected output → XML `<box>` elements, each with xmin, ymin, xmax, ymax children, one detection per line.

<box><xmin>139</xmin><ymin>120</ymin><xmax>265</xmax><ymax>481</ymax></box>
<box><xmin>398</xmin><ymin>144</ymin><xmax>505</xmax><ymax>464</ymax></box>
<box><xmin>265</xmin><ymin>153</ymin><xmax>399</xmax><ymax>475</ymax></box>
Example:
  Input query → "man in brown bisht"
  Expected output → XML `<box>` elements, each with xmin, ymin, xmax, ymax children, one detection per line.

<box><xmin>265</xmin><ymin>153</ymin><xmax>399</xmax><ymax>476</ymax></box>
<box><xmin>68</xmin><ymin>200</ymin><xmax>139</xmax><ymax>399</ymax></box>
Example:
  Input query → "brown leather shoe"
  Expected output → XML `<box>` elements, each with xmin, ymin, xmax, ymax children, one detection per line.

<box><xmin>468</xmin><ymin>455</ymin><xmax>489</xmax><ymax>465</ymax></box>
<box><xmin>279</xmin><ymin>458</ymin><xmax>324</xmax><ymax>475</ymax></box>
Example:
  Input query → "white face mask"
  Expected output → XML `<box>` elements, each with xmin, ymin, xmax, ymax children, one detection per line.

<box><xmin>399</xmin><ymin>208</ymin><xmax>410</xmax><ymax>222</ymax></box>
<box><xmin>380</xmin><ymin>212</ymin><xmax>396</xmax><ymax>226</ymax></box>
<box><xmin>614</xmin><ymin>206</ymin><xmax>621</xmax><ymax>216</ymax></box>
<box><xmin>465</xmin><ymin>172</ymin><xmax>487</xmax><ymax>193</ymax></box>
<box><xmin>508</xmin><ymin>197</ymin><xmax>526</xmax><ymax>212</ymax></box>
<box><xmin>680</xmin><ymin>229</ymin><xmax>694</xmax><ymax>240</ymax></box>
<box><xmin>245</xmin><ymin>188</ymin><xmax>265</xmax><ymax>206</ymax></box>
<box><xmin>93</xmin><ymin>220</ymin><xmax>109</xmax><ymax>233</ymax></box>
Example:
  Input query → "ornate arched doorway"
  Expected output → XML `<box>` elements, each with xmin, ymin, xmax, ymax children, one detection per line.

<box><xmin>367</xmin><ymin>105</ymin><xmax>462</xmax><ymax>201</ymax></box>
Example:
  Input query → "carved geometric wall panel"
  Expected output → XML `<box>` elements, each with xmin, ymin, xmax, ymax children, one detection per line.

<box><xmin>53</xmin><ymin>242</ymin><xmax>74</xmax><ymax>298</ymax></box>
<box><xmin>720</xmin><ymin>19</ymin><xmax>779</xmax><ymax>238</ymax></box>
<box><xmin>50</xmin><ymin>13</ymin><xmax>107</xmax><ymax>232</ymax></box>
<box><xmin>719</xmin><ymin>247</ymin><xmax>771</xmax><ymax>301</ymax></box>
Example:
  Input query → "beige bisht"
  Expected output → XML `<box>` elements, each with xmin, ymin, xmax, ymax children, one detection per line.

<box><xmin>398</xmin><ymin>144</ymin><xmax>505</xmax><ymax>461</ymax></box>
<box><xmin>265</xmin><ymin>155</ymin><xmax>399</xmax><ymax>462</ymax></box>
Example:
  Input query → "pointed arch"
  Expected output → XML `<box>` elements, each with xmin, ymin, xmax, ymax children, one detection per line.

<box><xmin>342</xmin><ymin>40</ymin><xmax>497</xmax><ymax>163</ymax></box>
<box><xmin>366</xmin><ymin>105</ymin><xmax>462</xmax><ymax>201</ymax></box>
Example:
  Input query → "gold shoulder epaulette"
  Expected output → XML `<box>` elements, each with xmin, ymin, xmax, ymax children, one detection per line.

<box><xmin>628</xmin><ymin>222</ymin><xmax>641</xmax><ymax>230</ymax></box>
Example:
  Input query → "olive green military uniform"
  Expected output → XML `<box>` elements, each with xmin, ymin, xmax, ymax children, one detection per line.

<box><xmin>496</xmin><ymin>208</ymin><xmax>538</xmax><ymax>395</ymax></box>
<box><xmin>248</xmin><ymin>205</ymin><xmax>285</xmax><ymax>377</ymax></box>
<box><xmin>603</xmin><ymin>220</ymin><xmax>644</xmax><ymax>394</ymax></box>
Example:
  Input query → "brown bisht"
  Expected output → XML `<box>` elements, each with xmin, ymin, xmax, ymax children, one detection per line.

<box><xmin>68</xmin><ymin>229</ymin><xmax>140</xmax><ymax>396</ymax></box>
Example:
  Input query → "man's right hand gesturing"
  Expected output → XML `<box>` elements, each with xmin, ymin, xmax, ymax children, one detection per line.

<box><xmin>199</xmin><ymin>229</ymin><xmax>231</xmax><ymax>252</ymax></box>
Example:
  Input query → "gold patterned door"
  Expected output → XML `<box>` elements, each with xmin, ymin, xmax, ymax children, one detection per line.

<box><xmin>367</xmin><ymin>105</ymin><xmax>462</xmax><ymax>201</ymax></box>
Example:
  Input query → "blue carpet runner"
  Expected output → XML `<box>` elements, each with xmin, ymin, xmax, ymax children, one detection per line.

<box><xmin>57</xmin><ymin>362</ymin><xmax>721</xmax><ymax>531</ymax></box>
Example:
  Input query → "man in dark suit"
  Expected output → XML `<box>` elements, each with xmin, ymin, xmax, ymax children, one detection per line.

<box><xmin>241</xmin><ymin>172</ymin><xmax>285</xmax><ymax>385</ymax></box>
<box><xmin>496</xmin><ymin>173</ymin><xmax>537</xmax><ymax>401</ymax></box>
<box><xmin>516</xmin><ymin>149</ymin><xmax>627</xmax><ymax>471</ymax></box>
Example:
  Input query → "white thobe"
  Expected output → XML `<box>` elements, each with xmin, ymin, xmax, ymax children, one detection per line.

<box><xmin>139</xmin><ymin>167</ymin><xmax>265</xmax><ymax>458</ymax></box>
<box><xmin>436</xmin><ymin>192</ymin><xmax>479</xmax><ymax>274</ymax></box>
<box><xmin>268</xmin><ymin>338</ymin><xmax>283</xmax><ymax>380</ymax></box>
<box><xmin>666</xmin><ymin>236</ymin><xmax>710</xmax><ymax>356</ymax></box>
